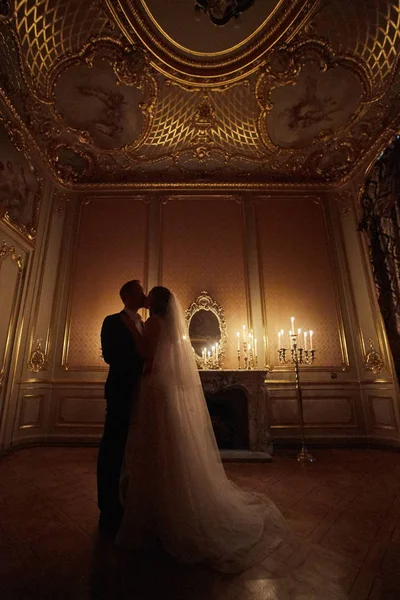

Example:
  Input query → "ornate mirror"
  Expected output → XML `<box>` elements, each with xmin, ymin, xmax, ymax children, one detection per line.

<box><xmin>185</xmin><ymin>292</ymin><xmax>227</xmax><ymax>369</ymax></box>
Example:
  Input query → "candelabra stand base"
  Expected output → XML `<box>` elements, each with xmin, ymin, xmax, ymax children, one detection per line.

<box><xmin>296</xmin><ymin>446</ymin><xmax>316</xmax><ymax>463</ymax></box>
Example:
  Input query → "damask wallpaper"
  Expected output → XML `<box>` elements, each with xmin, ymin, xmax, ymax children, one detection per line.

<box><xmin>66</xmin><ymin>198</ymin><xmax>148</xmax><ymax>368</ymax></box>
<box><xmin>256</xmin><ymin>197</ymin><xmax>344</xmax><ymax>368</ymax></box>
<box><xmin>160</xmin><ymin>197</ymin><xmax>248</xmax><ymax>368</ymax></box>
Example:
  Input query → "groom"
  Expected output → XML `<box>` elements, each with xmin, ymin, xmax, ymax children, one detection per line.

<box><xmin>97</xmin><ymin>279</ymin><xmax>146</xmax><ymax>534</ymax></box>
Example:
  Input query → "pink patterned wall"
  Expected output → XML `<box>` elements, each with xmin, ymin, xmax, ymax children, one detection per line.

<box><xmin>161</xmin><ymin>197</ymin><xmax>249</xmax><ymax>368</ymax></box>
<box><xmin>67</xmin><ymin>199</ymin><xmax>148</xmax><ymax>368</ymax></box>
<box><xmin>256</xmin><ymin>197</ymin><xmax>344</xmax><ymax>368</ymax></box>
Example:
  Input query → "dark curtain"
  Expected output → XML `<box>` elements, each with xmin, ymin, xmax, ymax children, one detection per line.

<box><xmin>359</xmin><ymin>136</ymin><xmax>400</xmax><ymax>382</ymax></box>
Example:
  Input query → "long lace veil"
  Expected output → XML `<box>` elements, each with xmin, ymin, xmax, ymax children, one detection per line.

<box><xmin>146</xmin><ymin>294</ymin><xmax>292</xmax><ymax>573</ymax></box>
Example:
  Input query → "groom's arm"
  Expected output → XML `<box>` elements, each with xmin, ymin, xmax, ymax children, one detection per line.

<box><xmin>101</xmin><ymin>316</ymin><xmax>125</xmax><ymax>365</ymax></box>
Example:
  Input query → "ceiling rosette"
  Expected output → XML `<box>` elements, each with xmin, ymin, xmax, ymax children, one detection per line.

<box><xmin>105</xmin><ymin>0</ymin><xmax>319</xmax><ymax>85</ymax></box>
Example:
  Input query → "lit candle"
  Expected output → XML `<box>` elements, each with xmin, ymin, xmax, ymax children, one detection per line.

<box><xmin>242</xmin><ymin>325</ymin><xmax>246</xmax><ymax>342</ymax></box>
<box><xmin>215</xmin><ymin>342</ymin><xmax>219</xmax><ymax>363</ymax></box>
<box><xmin>237</xmin><ymin>332</ymin><xmax>240</xmax><ymax>351</ymax></box>
<box><xmin>208</xmin><ymin>350</ymin><xmax>211</xmax><ymax>359</ymax></box>
<box><xmin>291</xmin><ymin>316</ymin><xmax>295</xmax><ymax>334</ymax></box>
<box><xmin>278</xmin><ymin>331</ymin><xmax>281</xmax><ymax>348</ymax></box>
<box><xmin>281</xmin><ymin>329</ymin><xmax>284</xmax><ymax>348</ymax></box>
<box><xmin>304</xmin><ymin>331</ymin><xmax>308</xmax><ymax>350</ymax></box>
<box><xmin>309</xmin><ymin>330</ymin><xmax>313</xmax><ymax>350</ymax></box>
<box><xmin>254</xmin><ymin>338</ymin><xmax>257</xmax><ymax>360</ymax></box>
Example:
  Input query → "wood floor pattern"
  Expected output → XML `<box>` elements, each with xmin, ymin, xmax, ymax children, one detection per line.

<box><xmin>1</xmin><ymin>447</ymin><xmax>400</xmax><ymax>599</ymax></box>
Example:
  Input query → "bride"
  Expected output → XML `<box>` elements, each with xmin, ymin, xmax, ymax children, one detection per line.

<box><xmin>116</xmin><ymin>286</ymin><xmax>293</xmax><ymax>573</ymax></box>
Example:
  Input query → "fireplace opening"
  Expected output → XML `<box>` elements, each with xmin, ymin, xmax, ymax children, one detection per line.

<box><xmin>205</xmin><ymin>387</ymin><xmax>249</xmax><ymax>450</ymax></box>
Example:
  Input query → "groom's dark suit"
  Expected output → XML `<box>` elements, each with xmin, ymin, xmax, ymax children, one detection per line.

<box><xmin>97</xmin><ymin>310</ymin><xmax>144</xmax><ymax>530</ymax></box>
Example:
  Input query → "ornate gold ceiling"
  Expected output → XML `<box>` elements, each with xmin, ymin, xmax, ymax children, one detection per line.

<box><xmin>0</xmin><ymin>0</ymin><xmax>399</xmax><ymax>188</ymax></box>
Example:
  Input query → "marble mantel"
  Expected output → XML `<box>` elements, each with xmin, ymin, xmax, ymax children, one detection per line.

<box><xmin>199</xmin><ymin>370</ymin><xmax>272</xmax><ymax>462</ymax></box>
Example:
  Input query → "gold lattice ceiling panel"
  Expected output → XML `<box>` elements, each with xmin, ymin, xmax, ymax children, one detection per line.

<box><xmin>0</xmin><ymin>0</ymin><xmax>398</xmax><ymax>187</ymax></box>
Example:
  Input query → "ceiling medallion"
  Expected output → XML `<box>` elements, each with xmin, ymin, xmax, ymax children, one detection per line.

<box><xmin>105</xmin><ymin>0</ymin><xmax>318</xmax><ymax>85</ymax></box>
<box><xmin>194</xmin><ymin>0</ymin><xmax>255</xmax><ymax>26</ymax></box>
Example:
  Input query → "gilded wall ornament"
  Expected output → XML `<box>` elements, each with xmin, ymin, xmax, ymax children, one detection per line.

<box><xmin>0</xmin><ymin>239</ymin><xmax>24</xmax><ymax>271</ymax></box>
<box><xmin>364</xmin><ymin>339</ymin><xmax>385</xmax><ymax>375</ymax></box>
<box><xmin>334</xmin><ymin>188</ymin><xmax>353</xmax><ymax>215</ymax></box>
<box><xmin>27</xmin><ymin>338</ymin><xmax>48</xmax><ymax>373</ymax></box>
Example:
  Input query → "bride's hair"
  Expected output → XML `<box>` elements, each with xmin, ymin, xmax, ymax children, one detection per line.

<box><xmin>149</xmin><ymin>286</ymin><xmax>171</xmax><ymax>317</ymax></box>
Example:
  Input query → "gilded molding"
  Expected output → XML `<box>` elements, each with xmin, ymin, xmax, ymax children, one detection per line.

<box><xmin>185</xmin><ymin>291</ymin><xmax>228</xmax><ymax>369</ymax></box>
<box><xmin>0</xmin><ymin>239</ymin><xmax>24</xmax><ymax>271</ymax></box>
<box><xmin>27</xmin><ymin>339</ymin><xmax>48</xmax><ymax>373</ymax></box>
<box><xmin>364</xmin><ymin>339</ymin><xmax>385</xmax><ymax>375</ymax></box>
<box><xmin>105</xmin><ymin>0</ymin><xmax>318</xmax><ymax>85</ymax></box>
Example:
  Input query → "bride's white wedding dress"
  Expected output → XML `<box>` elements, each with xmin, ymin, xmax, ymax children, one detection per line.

<box><xmin>116</xmin><ymin>294</ymin><xmax>293</xmax><ymax>573</ymax></box>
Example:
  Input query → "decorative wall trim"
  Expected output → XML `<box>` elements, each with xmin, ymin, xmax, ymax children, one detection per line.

<box><xmin>17</xmin><ymin>394</ymin><xmax>44</xmax><ymax>430</ymax></box>
<box><xmin>0</xmin><ymin>239</ymin><xmax>25</xmax><ymax>390</ymax></box>
<box><xmin>269</xmin><ymin>395</ymin><xmax>358</xmax><ymax>429</ymax></box>
<box><xmin>0</xmin><ymin>240</ymin><xmax>24</xmax><ymax>271</ymax></box>
<box><xmin>55</xmin><ymin>394</ymin><xmax>105</xmax><ymax>428</ymax></box>
<box><xmin>27</xmin><ymin>338</ymin><xmax>48</xmax><ymax>373</ymax></box>
<box><xmin>368</xmin><ymin>395</ymin><xmax>398</xmax><ymax>431</ymax></box>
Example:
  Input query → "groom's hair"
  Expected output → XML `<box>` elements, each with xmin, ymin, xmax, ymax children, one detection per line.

<box><xmin>119</xmin><ymin>280</ymin><xmax>141</xmax><ymax>302</ymax></box>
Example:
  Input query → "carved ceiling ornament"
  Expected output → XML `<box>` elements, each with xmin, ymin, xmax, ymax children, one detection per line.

<box><xmin>105</xmin><ymin>0</ymin><xmax>318</xmax><ymax>85</ymax></box>
<box><xmin>256</xmin><ymin>41</ymin><xmax>372</xmax><ymax>153</ymax></box>
<box><xmin>0</xmin><ymin>1</ymin><xmax>398</xmax><ymax>187</ymax></box>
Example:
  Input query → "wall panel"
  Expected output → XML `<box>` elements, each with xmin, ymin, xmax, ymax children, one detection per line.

<box><xmin>256</xmin><ymin>197</ymin><xmax>344</xmax><ymax>369</ymax></box>
<box><xmin>65</xmin><ymin>198</ymin><xmax>148</xmax><ymax>369</ymax></box>
<box><xmin>161</xmin><ymin>197</ymin><xmax>249</xmax><ymax>368</ymax></box>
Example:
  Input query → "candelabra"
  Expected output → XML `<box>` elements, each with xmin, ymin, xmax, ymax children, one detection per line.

<box><xmin>236</xmin><ymin>328</ymin><xmax>258</xmax><ymax>370</ymax></box>
<box><xmin>278</xmin><ymin>332</ymin><xmax>316</xmax><ymax>463</ymax></box>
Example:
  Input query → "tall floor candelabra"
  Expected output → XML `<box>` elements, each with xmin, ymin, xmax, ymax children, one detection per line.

<box><xmin>278</xmin><ymin>331</ymin><xmax>316</xmax><ymax>463</ymax></box>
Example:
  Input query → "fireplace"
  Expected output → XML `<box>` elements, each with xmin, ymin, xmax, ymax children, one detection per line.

<box><xmin>205</xmin><ymin>387</ymin><xmax>249</xmax><ymax>450</ymax></box>
<box><xmin>199</xmin><ymin>370</ymin><xmax>272</xmax><ymax>461</ymax></box>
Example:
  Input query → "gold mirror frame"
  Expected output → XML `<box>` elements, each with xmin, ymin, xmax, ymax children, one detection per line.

<box><xmin>185</xmin><ymin>291</ymin><xmax>227</xmax><ymax>369</ymax></box>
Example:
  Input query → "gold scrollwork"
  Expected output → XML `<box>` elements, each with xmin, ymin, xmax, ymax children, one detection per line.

<box><xmin>48</xmin><ymin>39</ymin><xmax>157</xmax><ymax>150</ymax></box>
<box><xmin>0</xmin><ymin>239</ymin><xmax>24</xmax><ymax>271</ymax></box>
<box><xmin>105</xmin><ymin>0</ymin><xmax>317</xmax><ymax>85</ymax></box>
<box><xmin>27</xmin><ymin>338</ymin><xmax>48</xmax><ymax>373</ymax></box>
<box><xmin>185</xmin><ymin>291</ymin><xmax>228</xmax><ymax>369</ymax></box>
<box><xmin>255</xmin><ymin>40</ymin><xmax>373</xmax><ymax>155</ymax></box>
<box><xmin>364</xmin><ymin>338</ymin><xmax>385</xmax><ymax>375</ymax></box>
